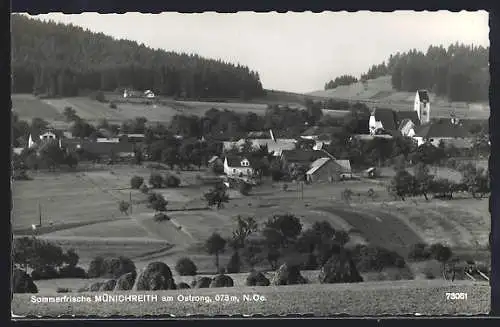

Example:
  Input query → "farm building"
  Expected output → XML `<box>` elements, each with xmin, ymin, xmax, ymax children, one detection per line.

<box><xmin>413</xmin><ymin>120</ymin><xmax>473</xmax><ymax>148</ymax></box>
<box><xmin>280</xmin><ymin>149</ymin><xmax>329</xmax><ymax>168</ymax></box>
<box><xmin>223</xmin><ymin>156</ymin><xmax>255</xmax><ymax>178</ymax></box>
<box><xmin>118</xmin><ymin>133</ymin><xmax>145</xmax><ymax>143</ymax></box>
<box><xmin>27</xmin><ymin>128</ymin><xmax>62</xmax><ymax>149</ymax></box>
<box><xmin>306</xmin><ymin>157</ymin><xmax>352</xmax><ymax>183</ymax></box>
<box><xmin>144</xmin><ymin>90</ymin><xmax>155</xmax><ymax>98</ymax></box>
<box><xmin>223</xmin><ymin>137</ymin><xmax>296</xmax><ymax>157</ymax></box>
<box><xmin>414</xmin><ymin>89</ymin><xmax>431</xmax><ymax>124</ymax></box>
<box><xmin>369</xmin><ymin>108</ymin><xmax>420</xmax><ymax>136</ymax></box>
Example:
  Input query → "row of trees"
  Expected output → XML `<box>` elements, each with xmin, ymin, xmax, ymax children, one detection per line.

<box><xmin>324</xmin><ymin>75</ymin><xmax>359</xmax><ymax>90</ymax></box>
<box><xmin>11</xmin><ymin>14</ymin><xmax>265</xmax><ymax>99</ymax></box>
<box><xmin>388</xmin><ymin>162</ymin><xmax>490</xmax><ymax>201</ymax></box>
<box><xmin>203</xmin><ymin>214</ymin><xmax>408</xmax><ymax>281</ymax></box>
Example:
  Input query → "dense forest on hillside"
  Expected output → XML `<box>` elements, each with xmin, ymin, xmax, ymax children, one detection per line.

<box><xmin>324</xmin><ymin>44</ymin><xmax>489</xmax><ymax>102</ymax></box>
<box><xmin>324</xmin><ymin>75</ymin><xmax>358</xmax><ymax>90</ymax></box>
<box><xmin>11</xmin><ymin>14</ymin><xmax>265</xmax><ymax>99</ymax></box>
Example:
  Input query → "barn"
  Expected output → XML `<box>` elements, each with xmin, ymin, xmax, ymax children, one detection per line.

<box><xmin>306</xmin><ymin>157</ymin><xmax>352</xmax><ymax>183</ymax></box>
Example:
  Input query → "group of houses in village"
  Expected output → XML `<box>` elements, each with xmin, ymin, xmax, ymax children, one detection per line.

<box><xmin>13</xmin><ymin>89</ymin><xmax>483</xmax><ymax>185</ymax></box>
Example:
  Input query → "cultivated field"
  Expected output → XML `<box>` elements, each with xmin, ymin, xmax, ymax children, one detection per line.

<box><xmin>12</xmin><ymin>280</ymin><xmax>489</xmax><ymax>316</ymax></box>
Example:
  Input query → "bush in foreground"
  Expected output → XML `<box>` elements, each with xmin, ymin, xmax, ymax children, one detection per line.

<box><xmin>245</xmin><ymin>271</ymin><xmax>270</xmax><ymax>286</ymax></box>
<box><xmin>13</xmin><ymin>268</ymin><xmax>38</xmax><ymax>293</ymax></box>
<box><xmin>271</xmin><ymin>262</ymin><xmax>307</xmax><ymax>286</ymax></box>
<box><xmin>318</xmin><ymin>250</ymin><xmax>363</xmax><ymax>284</ymax></box>
<box><xmin>175</xmin><ymin>257</ymin><xmax>198</xmax><ymax>276</ymax></box>
<box><xmin>87</xmin><ymin>256</ymin><xmax>136</xmax><ymax>279</ymax></box>
<box><xmin>136</xmin><ymin>262</ymin><xmax>176</xmax><ymax>291</ymax></box>
<box><xmin>177</xmin><ymin>282</ymin><xmax>191</xmax><ymax>289</ymax></box>
<box><xmin>58</xmin><ymin>265</ymin><xmax>87</xmax><ymax>279</ymax></box>
<box><xmin>115</xmin><ymin>271</ymin><xmax>137</xmax><ymax>291</ymax></box>
<box><xmin>191</xmin><ymin>277</ymin><xmax>212</xmax><ymax>288</ymax></box>
<box><xmin>210</xmin><ymin>274</ymin><xmax>234</xmax><ymax>288</ymax></box>
<box><xmin>56</xmin><ymin>287</ymin><xmax>71</xmax><ymax>293</ymax></box>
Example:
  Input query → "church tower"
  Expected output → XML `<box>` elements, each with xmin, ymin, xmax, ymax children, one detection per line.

<box><xmin>414</xmin><ymin>90</ymin><xmax>431</xmax><ymax>124</ymax></box>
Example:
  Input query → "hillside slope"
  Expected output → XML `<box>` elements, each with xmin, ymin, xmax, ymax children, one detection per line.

<box><xmin>309</xmin><ymin>76</ymin><xmax>489</xmax><ymax>119</ymax></box>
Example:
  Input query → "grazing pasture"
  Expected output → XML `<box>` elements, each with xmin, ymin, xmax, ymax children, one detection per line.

<box><xmin>11</xmin><ymin>94</ymin><xmax>63</xmax><ymax>121</ymax></box>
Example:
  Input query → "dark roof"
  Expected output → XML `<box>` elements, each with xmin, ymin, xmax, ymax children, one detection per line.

<box><xmin>281</xmin><ymin>150</ymin><xmax>326</xmax><ymax>163</ymax></box>
<box><xmin>81</xmin><ymin>141</ymin><xmax>135</xmax><ymax>155</ymax></box>
<box><xmin>373</xmin><ymin>108</ymin><xmax>398</xmax><ymax>131</ymax></box>
<box><xmin>247</xmin><ymin>131</ymin><xmax>271</xmax><ymax>139</ymax></box>
<box><xmin>30</xmin><ymin>128</ymin><xmax>63</xmax><ymax>140</ymax></box>
<box><xmin>225</xmin><ymin>155</ymin><xmax>254</xmax><ymax>167</ymax></box>
<box><xmin>302</xmin><ymin>126</ymin><xmax>343</xmax><ymax>136</ymax></box>
<box><xmin>417</xmin><ymin>90</ymin><xmax>430</xmax><ymax>102</ymax></box>
<box><xmin>396</xmin><ymin>111</ymin><xmax>421</xmax><ymax>127</ymax></box>
<box><xmin>415</xmin><ymin>121</ymin><xmax>471</xmax><ymax>138</ymax></box>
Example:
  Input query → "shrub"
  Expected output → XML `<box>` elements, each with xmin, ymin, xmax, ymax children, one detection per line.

<box><xmin>175</xmin><ymin>257</ymin><xmax>198</xmax><ymax>276</ymax></box>
<box><xmin>13</xmin><ymin>268</ymin><xmax>38</xmax><ymax>293</ymax></box>
<box><xmin>408</xmin><ymin>243</ymin><xmax>431</xmax><ymax>262</ymax></box>
<box><xmin>149</xmin><ymin>173</ymin><xmax>164</xmax><ymax>188</ymax></box>
<box><xmin>58</xmin><ymin>265</ymin><xmax>87</xmax><ymax>278</ymax></box>
<box><xmin>13</xmin><ymin>170</ymin><xmax>32</xmax><ymax>181</ymax></box>
<box><xmin>192</xmin><ymin>277</ymin><xmax>212</xmax><ymax>288</ymax></box>
<box><xmin>130</xmin><ymin>176</ymin><xmax>144</xmax><ymax>189</ymax></box>
<box><xmin>140</xmin><ymin>184</ymin><xmax>149</xmax><ymax>194</ymax></box>
<box><xmin>210</xmin><ymin>274</ymin><xmax>234</xmax><ymax>288</ymax></box>
<box><xmin>31</xmin><ymin>266</ymin><xmax>60</xmax><ymax>280</ymax></box>
<box><xmin>99</xmin><ymin>279</ymin><xmax>117</xmax><ymax>291</ymax></box>
<box><xmin>64</xmin><ymin>249</ymin><xmax>79</xmax><ymax>268</ymax></box>
<box><xmin>239</xmin><ymin>182</ymin><xmax>252</xmax><ymax>196</ymax></box>
<box><xmin>115</xmin><ymin>271</ymin><xmax>137</xmax><ymax>291</ymax></box>
<box><xmin>271</xmin><ymin>262</ymin><xmax>307</xmax><ymax>286</ymax></box>
<box><xmin>57</xmin><ymin>287</ymin><xmax>72</xmax><ymax>293</ymax></box>
<box><xmin>13</xmin><ymin>237</ymin><xmax>67</xmax><ymax>272</ymax></box>
<box><xmin>164</xmin><ymin>174</ymin><xmax>181</xmax><ymax>188</ymax></box>
<box><xmin>154</xmin><ymin>212</ymin><xmax>170</xmax><ymax>222</ymax></box>
<box><xmin>319</xmin><ymin>250</ymin><xmax>363</xmax><ymax>284</ymax></box>
<box><xmin>177</xmin><ymin>282</ymin><xmax>191</xmax><ymax>289</ymax></box>
<box><xmin>136</xmin><ymin>262</ymin><xmax>176</xmax><ymax>291</ymax></box>
<box><xmin>93</xmin><ymin>91</ymin><xmax>106</xmax><ymax>103</ymax></box>
<box><xmin>351</xmin><ymin>245</ymin><xmax>406</xmax><ymax>273</ymax></box>
<box><xmin>87</xmin><ymin>256</ymin><xmax>136</xmax><ymax>279</ymax></box>
<box><xmin>282</xmin><ymin>183</ymin><xmax>289</xmax><ymax>192</ymax></box>
<box><xmin>245</xmin><ymin>271</ymin><xmax>270</xmax><ymax>286</ymax></box>
<box><xmin>109</xmin><ymin>102</ymin><xmax>117</xmax><ymax>109</ymax></box>
<box><xmin>118</xmin><ymin>200</ymin><xmax>130</xmax><ymax>215</ymax></box>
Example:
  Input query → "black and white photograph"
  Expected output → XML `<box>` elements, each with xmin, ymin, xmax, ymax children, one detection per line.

<box><xmin>10</xmin><ymin>10</ymin><xmax>492</xmax><ymax>317</ymax></box>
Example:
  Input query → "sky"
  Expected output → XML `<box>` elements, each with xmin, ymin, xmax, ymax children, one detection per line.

<box><xmin>26</xmin><ymin>11</ymin><xmax>489</xmax><ymax>93</ymax></box>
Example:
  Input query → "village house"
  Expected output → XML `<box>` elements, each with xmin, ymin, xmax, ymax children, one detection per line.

<box><xmin>123</xmin><ymin>89</ymin><xmax>144</xmax><ymax>98</ymax></box>
<box><xmin>223</xmin><ymin>130</ymin><xmax>296</xmax><ymax>157</ymax></box>
<box><xmin>280</xmin><ymin>149</ymin><xmax>329</xmax><ymax>170</ymax></box>
<box><xmin>223</xmin><ymin>156</ymin><xmax>255</xmax><ymax>178</ymax></box>
<box><xmin>412</xmin><ymin>119</ymin><xmax>473</xmax><ymax>148</ymax></box>
<box><xmin>28</xmin><ymin>128</ymin><xmax>62</xmax><ymax>149</ymax></box>
<box><xmin>414</xmin><ymin>89</ymin><xmax>431</xmax><ymax>125</ymax></box>
<box><xmin>369</xmin><ymin>108</ymin><xmax>420</xmax><ymax>137</ymax></box>
<box><xmin>300</xmin><ymin>126</ymin><xmax>343</xmax><ymax>141</ymax></box>
<box><xmin>306</xmin><ymin>157</ymin><xmax>352</xmax><ymax>183</ymax></box>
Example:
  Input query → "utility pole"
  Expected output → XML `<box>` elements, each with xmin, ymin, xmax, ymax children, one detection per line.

<box><xmin>38</xmin><ymin>202</ymin><xmax>42</xmax><ymax>226</ymax></box>
<box><xmin>129</xmin><ymin>192</ymin><xmax>133</xmax><ymax>214</ymax></box>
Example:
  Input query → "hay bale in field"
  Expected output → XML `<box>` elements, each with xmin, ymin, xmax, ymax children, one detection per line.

<box><xmin>135</xmin><ymin>262</ymin><xmax>176</xmax><ymax>291</ymax></box>
<box><xmin>271</xmin><ymin>263</ymin><xmax>307</xmax><ymax>286</ymax></box>
<box><xmin>209</xmin><ymin>274</ymin><xmax>234</xmax><ymax>288</ymax></box>
<box><xmin>115</xmin><ymin>271</ymin><xmax>137</xmax><ymax>291</ymax></box>
<box><xmin>99</xmin><ymin>279</ymin><xmax>117</xmax><ymax>291</ymax></box>
<box><xmin>245</xmin><ymin>271</ymin><xmax>270</xmax><ymax>286</ymax></box>
<box><xmin>177</xmin><ymin>282</ymin><xmax>191</xmax><ymax>289</ymax></box>
<box><xmin>13</xmin><ymin>269</ymin><xmax>38</xmax><ymax>294</ymax></box>
<box><xmin>318</xmin><ymin>251</ymin><xmax>363</xmax><ymax>284</ymax></box>
<box><xmin>191</xmin><ymin>277</ymin><xmax>212</xmax><ymax>288</ymax></box>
